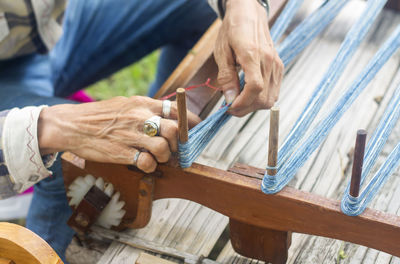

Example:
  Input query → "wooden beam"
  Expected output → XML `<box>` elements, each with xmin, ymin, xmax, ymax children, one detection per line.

<box><xmin>153</xmin><ymin>162</ymin><xmax>400</xmax><ymax>257</ymax></box>
<box><xmin>62</xmin><ymin>154</ymin><xmax>400</xmax><ymax>258</ymax></box>
<box><xmin>229</xmin><ymin>218</ymin><xmax>291</xmax><ymax>263</ymax></box>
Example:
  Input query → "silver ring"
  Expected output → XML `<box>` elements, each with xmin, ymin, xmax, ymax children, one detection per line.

<box><xmin>143</xmin><ymin>115</ymin><xmax>161</xmax><ymax>137</ymax></box>
<box><xmin>133</xmin><ymin>151</ymin><xmax>141</xmax><ymax>167</ymax></box>
<box><xmin>162</xmin><ymin>100</ymin><xmax>171</xmax><ymax>118</ymax></box>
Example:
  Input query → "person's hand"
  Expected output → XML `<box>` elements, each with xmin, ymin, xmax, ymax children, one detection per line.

<box><xmin>214</xmin><ymin>0</ymin><xmax>284</xmax><ymax>117</ymax></box>
<box><xmin>38</xmin><ymin>96</ymin><xmax>201</xmax><ymax>173</ymax></box>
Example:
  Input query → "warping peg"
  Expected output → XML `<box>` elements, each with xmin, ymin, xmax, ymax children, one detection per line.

<box><xmin>176</xmin><ymin>88</ymin><xmax>189</xmax><ymax>144</ymax></box>
<box><xmin>350</xmin><ymin>129</ymin><xmax>367</xmax><ymax>198</ymax></box>
<box><xmin>268</xmin><ymin>106</ymin><xmax>280</xmax><ymax>176</ymax></box>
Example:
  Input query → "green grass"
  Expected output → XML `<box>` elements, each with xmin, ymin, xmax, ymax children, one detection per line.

<box><xmin>86</xmin><ymin>50</ymin><xmax>160</xmax><ymax>100</ymax></box>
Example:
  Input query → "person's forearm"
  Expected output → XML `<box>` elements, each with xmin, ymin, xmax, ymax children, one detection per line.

<box><xmin>38</xmin><ymin>104</ymin><xmax>67</xmax><ymax>155</ymax></box>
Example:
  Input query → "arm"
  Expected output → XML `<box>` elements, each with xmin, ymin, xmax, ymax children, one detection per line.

<box><xmin>0</xmin><ymin>96</ymin><xmax>201</xmax><ymax>199</ymax></box>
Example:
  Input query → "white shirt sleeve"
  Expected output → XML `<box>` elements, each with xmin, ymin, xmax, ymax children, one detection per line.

<box><xmin>2</xmin><ymin>106</ymin><xmax>58</xmax><ymax>193</ymax></box>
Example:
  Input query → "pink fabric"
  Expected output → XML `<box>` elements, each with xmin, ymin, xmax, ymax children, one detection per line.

<box><xmin>67</xmin><ymin>90</ymin><xmax>95</xmax><ymax>102</ymax></box>
<box><xmin>21</xmin><ymin>187</ymin><xmax>33</xmax><ymax>194</ymax></box>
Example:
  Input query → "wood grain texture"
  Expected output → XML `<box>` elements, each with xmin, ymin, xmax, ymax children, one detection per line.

<box><xmin>267</xmin><ymin>107</ymin><xmax>279</xmax><ymax>176</ymax></box>
<box><xmin>229</xmin><ymin>218</ymin><xmax>291</xmax><ymax>264</ymax></box>
<box><xmin>350</xmin><ymin>130</ymin><xmax>367</xmax><ymax>198</ymax></box>
<box><xmin>0</xmin><ymin>222</ymin><xmax>63</xmax><ymax>264</ymax></box>
<box><xmin>62</xmin><ymin>155</ymin><xmax>400</xmax><ymax>258</ymax></box>
<box><xmin>0</xmin><ymin>258</ymin><xmax>14</xmax><ymax>264</ymax></box>
<box><xmin>136</xmin><ymin>252</ymin><xmax>176</xmax><ymax>264</ymax></box>
<box><xmin>177</xmin><ymin>88</ymin><xmax>189</xmax><ymax>143</ymax></box>
<box><xmin>128</xmin><ymin>175</ymin><xmax>154</xmax><ymax>229</ymax></box>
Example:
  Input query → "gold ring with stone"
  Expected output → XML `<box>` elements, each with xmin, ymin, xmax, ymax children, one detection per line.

<box><xmin>143</xmin><ymin>116</ymin><xmax>161</xmax><ymax>137</ymax></box>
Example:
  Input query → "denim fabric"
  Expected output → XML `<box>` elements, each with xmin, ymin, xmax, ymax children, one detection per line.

<box><xmin>0</xmin><ymin>0</ymin><xmax>215</xmax><ymax>262</ymax></box>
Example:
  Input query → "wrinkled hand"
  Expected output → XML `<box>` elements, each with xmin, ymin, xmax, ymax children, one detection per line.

<box><xmin>38</xmin><ymin>96</ymin><xmax>201</xmax><ymax>173</ymax></box>
<box><xmin>214</xmin><ymin>0</ymin><xmax>284</xmax><ymax>117</ymax></box>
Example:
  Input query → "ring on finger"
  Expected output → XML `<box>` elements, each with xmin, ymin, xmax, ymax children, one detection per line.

<box><xmin>133</xmin><ymin>151</ymin><xmax>141</xmax><ymax>167</ymax></box>
<box><xmin>143</xmin><ymin>115</ymin><xmax>161</xmax><ymax>137</ymax></box>
<box><xmin>162</xmin><ymin>100</ymin><xmax>171</xmax><ymax>118</ymax></box>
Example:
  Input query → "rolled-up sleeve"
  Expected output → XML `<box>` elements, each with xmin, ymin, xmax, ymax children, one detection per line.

<box><xmin>0</xmin><ymin>106</ymin><xmax>57</xmax><ymax>199</ymax></box>
<box><xmin>0</xmin><ymin>110</ymin><xmax>17</xmax><ymax>199</ymax></box>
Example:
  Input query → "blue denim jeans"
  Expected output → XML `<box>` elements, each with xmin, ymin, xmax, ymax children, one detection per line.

<box><xmin>0</xmin><ymin>0</ymin><xmax>215</xmax><ymax>262</ymax></box>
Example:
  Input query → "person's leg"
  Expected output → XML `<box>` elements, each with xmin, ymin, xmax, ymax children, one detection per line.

<box><xmin>0</xmin><ymin>1</ymin><xmax>215</xmax><ymax>260</ymax></box>
<box><xmin>0</xmin><ymin>54</ymin><xmax>75</xmax><ymax>263</ymax></box>
<box><xmin>51</xmin><ymin>0</ymin><xmax>216</xmax><ymax>97</ymax></box>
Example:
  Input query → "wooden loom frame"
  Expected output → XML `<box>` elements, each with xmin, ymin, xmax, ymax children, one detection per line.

<box><xmin>61</xmin><ymin>1</ymin><xmax>400</xmax><ymax>263</ymax></box>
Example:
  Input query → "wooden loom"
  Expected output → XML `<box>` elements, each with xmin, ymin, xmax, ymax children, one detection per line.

<box><xmin>61</xmin><ymin>1</ymin><xmax>400</xmax><ymax>263</ymax></box>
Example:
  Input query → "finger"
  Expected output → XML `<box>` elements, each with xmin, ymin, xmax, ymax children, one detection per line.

<box><xmin>260</xmin><ymin>55</ymin><xmax>273</xmax><ymax>105</ymax></box>
<box><xmin>71</xmin><ymin>141</ymin><xmax>158</xmax><ymax>173</ymax></box>
<box><xmin>229</xmin><ymin>103</ymin><xmax>260</xmax><ymax>117</ymax></box>
<box><xmin>139</xmin><ymin>136</ymin><xmax>171</xmax><ymax>163</ymax></box>
<box><xmin>270</xmin><ymin>55</ymin><xmax>284</xmax><ymax>104</ymax></box>
<box><xmin>231</xmin><ymin>57</ymin><xmax>264</xmax><ymax>112</ymax></box>
<box><xmin>159</xmin><ymin>119</ymin><xmax>178</xmax><ymax>152</ymax></box>
<box><xmin>136</xmin><ymin>151</ymin><xmax>158</xmax><ymax>173</ymax></box>
<box><xmin>214</xmin><ymin>39</ymin><xmax>240</xmax><ymax>104</ymax></box>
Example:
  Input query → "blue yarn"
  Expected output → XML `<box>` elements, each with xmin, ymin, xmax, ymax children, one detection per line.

<box><xmin>179</xmin><ymin>105</ymin><xmax>230</xmax><ymax>168</ymax></box>
<box><xmin>270</xmin><ymin>0</ymin><xmax>304</xmax><ymax>42</ymax></box>
<box><xmin>178</xmin><ymin>0</ymin><xmax>344</xmax><ymax>167</ymax></box>
<box><xmin>341</xmin><ymin>61</ymin><xmax>400</xmax><ymax>216</ymax></box>
<box><xmin>277</xmin><ymin>0</ymin><xmax>348</xmax><ymax>66</ymax></box>
<box><xmin>276</xmin><ymin>0</ymin><xmax>388</xmax><ymax>174</ymax></box>
<box><xmin>341</xmin><ymin>143</ymin><xmax>400</xmax><ymax>216</ymax></box>
<box><xmin>263</xmin><ymin>23</ymin><xmax>400</xmax><ymax>194</ymax></box>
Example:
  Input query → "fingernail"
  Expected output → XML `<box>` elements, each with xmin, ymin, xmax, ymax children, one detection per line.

<box><xmin>224</xmin><ymin>89</ymin><xmax>238</xmax><ymax>104</ymax></box>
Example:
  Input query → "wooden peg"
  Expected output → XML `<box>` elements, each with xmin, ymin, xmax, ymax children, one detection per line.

<box><xmin>176</xmin><ymin>88</ymin><xmax>188</xmax><ymax>143</ymax></box>
<box><xmin>268</xmin><ymin>107</ymin><xmax>280</xmax><ymax>176</ymax></box>
<box><xmin>350</xmin><ymin>129</ymin><xmax>367</xmax><ymax>197</ymax></box>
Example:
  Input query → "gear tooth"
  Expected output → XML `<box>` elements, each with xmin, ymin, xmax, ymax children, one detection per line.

<box><xmin>84</xmin><ymin>174</ymin><xmax>95</xmax><ymax>185</ymax></box>
<box><xmin>116</xmin><ymin>210</ymin><xmax>126</xmax><ymax>218</ymax></box>
<box><xmin>113</xmin><ymin>192</ymin><xmax>121</xmax><ymax>201</ymax></box>
<box><xmin>68</xmin><ymin>185</ymin><xmax>79</xmax><ymax>191</ymax></box>
<box><xmin>120</xmin><ymin>209</ymin><xmax>126</xmax><ymax>216</ymax></box>
<box><xmin>115</xmin><ymin>201</ymin><xmax>125</xmax><ymax>210</ymax></box>
<box><xmin>95</xmin><ymin>177</ymin><xmax>104</xmax><ymax>189</ymax></box>
<box><xmin>73</xmin><ymin>178</ymin><xmax>84</xmax><ymax>187</ymax></box>
<box><xmin>104</xmin><ymin>183</ymin><xmax>114</xmax><ymax>196</ymax></box>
